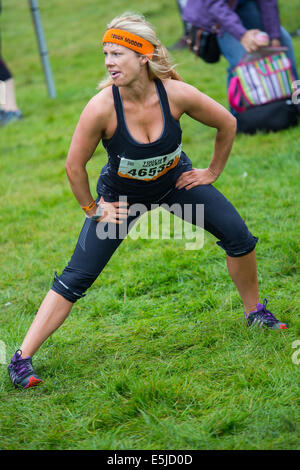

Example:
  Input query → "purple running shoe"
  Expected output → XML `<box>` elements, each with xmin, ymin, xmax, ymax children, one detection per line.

<box><xmin>8</xmin><ymin>350</ymin><xmax>43</xmax><ymax>389</ymax></box>
<box><xmin>244</xmin><ymin>299</ymin><xmax>288</xmax><ymax>330</ymax></box>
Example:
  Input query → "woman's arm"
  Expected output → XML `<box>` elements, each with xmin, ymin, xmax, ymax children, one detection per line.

<box><xmin>183</xmin><ymin>0</ymin><xmax>247</xmax><ymax>42</ymax></box>
<box><xmin>205</xmin><ymin>0</ymin><xmax>247</xmax><ymax>41</ymax></box>
<box><xmin>65</xmin><ymin>95</ymin><xmax>105</xmax><ymax>209</ymax></box>
<box><xmin>65</xmin><ymin>91</ymin><xmax>128</xmax><ymax>222</ymax></box>
<box><xmin>168</xmin><ymin>81</ymin><xmax>236</xmax><ymax>189</ymax></box>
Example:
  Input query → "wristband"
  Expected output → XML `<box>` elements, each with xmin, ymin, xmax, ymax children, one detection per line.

<box><xmin>85</xmin><ymin>203</ymin><xmax>104</xmax><ymax>221</ymax></box>
<box><xmin>81</xmin><ymin>200</ymin><xmax>96</xmax><ymax>212</ymax></box>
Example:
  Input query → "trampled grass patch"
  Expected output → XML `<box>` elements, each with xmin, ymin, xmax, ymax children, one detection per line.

<box><xmin>0</xmin><ymin>0</ymin><xmax>299</xmax><ymax>450</ymax></box>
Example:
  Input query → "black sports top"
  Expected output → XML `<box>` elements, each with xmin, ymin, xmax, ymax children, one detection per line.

<box><xmin>97</xmin><ymin>78</ymin><xmax>192</xmax><ymax>201</ymax></box>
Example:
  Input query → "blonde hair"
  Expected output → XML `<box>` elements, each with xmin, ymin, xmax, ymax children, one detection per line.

<box><xmin>98</xmin><ymin>12</ymin><xmax>183</xmax><ymax>89</ymax></box>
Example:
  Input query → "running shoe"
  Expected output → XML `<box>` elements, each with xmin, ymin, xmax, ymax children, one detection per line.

<box><xmin>0</xmin><ymin>109</ymin><xmax>23</xmax><ymax>126</ymax></box>
<box><xmin>8</xmin><ymin>350</ymin><xmax>43</xmax><ymax>389</ymax></box>
<box><xmin>244</xmin><ymin>299</ymin><xmax>288</xmax><ymax>330</ymax></box>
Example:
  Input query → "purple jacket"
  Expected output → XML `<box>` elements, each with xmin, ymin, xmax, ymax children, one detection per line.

<box><xmin>182</xmin><ymin>0</ymin><xmax>281</xmax><ymax>41</ymax></box>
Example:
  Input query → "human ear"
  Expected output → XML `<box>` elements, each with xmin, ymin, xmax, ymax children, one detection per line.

<box><xmin>140</xmin><ymin>55</ymin><xmax>149</xmax><ymax>66</ymax></box>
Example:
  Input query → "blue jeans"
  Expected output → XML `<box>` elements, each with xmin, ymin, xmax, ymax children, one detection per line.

<box><xmin>177</xmin><ymin>0</ymin><xmax>190</xmax><ymax>35</ymax></box>
<box><xmin>217</xmin><ymin>0</ymin><xmax>299</xmax><ymax>91</ymax></box>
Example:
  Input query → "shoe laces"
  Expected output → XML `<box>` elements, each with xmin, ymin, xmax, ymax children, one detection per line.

<box><xmin>11</xmin><ymin>350</ymin><xmax>32</xmax><ymax>378</ymax></box>
<box><xmin>255</xmin><ymin>299</ymin><xmax>279</xmax><ymax>324</ymax></box>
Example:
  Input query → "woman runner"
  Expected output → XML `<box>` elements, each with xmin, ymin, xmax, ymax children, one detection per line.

<box><xmin>8</xmin><ymin>13</ymin><xmax>288</xmax><ymax>389</ymax></box>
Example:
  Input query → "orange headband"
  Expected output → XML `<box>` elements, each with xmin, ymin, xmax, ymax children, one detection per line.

<box><xmin>102</xmin><ymin>28</ymin><xmax>155</xmax><ymax>60</ymax></box>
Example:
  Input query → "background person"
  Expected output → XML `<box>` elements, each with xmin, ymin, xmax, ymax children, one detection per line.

<box><xmin>7</xmin><ymin>13</ymin><xmax>287</xmax><ymax>390</ymax></box>
<box><xmin>0</xmin><ymin>0</ymin><xmax>23</xmax><ymax>126</ymax></box>
<box><xmin>183</xmin><ymin>0</ymin><xmax>299</xmax><ymax>89</ymax></box>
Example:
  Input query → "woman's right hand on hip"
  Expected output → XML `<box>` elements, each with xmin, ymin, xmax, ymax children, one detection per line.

<box><xmin>94</xmin><ymin>196</ymin><xmax>129</xmax><ymax>224</ymax></box>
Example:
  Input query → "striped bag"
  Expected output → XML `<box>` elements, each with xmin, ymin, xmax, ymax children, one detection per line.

<box><xmin>228</xmin><ymin>52</ymin><xmax>295</xmax><ymax>113</ymax></box>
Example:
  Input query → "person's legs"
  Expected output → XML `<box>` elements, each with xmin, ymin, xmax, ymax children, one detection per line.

<box><xmin>279</xmin><ymin>26</ymin><xmax>299</xmax><ymax>80</ymax></box>
<box><xmin>217</xmin><ymin>31</ymin><xmax>245</xmax><ymax>116</ymax></box>
<box><xmin>1</xmin><ymin>77</ymin><xmax>19</xmax><ymax>112</ymax></box>
<box><xmin>217</xmin><ymin>32</ymin><xmax>244</xmax><ymax>107</ymax></box>
<box><xmin>226</xmin><ymin>251</ymin><xmax>259</xmax><ymax>314</ymax></box>
<box><xmin>161</xmin><ymin>183</ymin><xmax>287</xmax><ymax>328</ymax></box>
<box><xmin>8</xmin><ymin>199</ymin><xmax>150</xmax><ymax>387</ymax></box>
<box><xmin>237</xmin><ymin>0</ymin><xmax>264</xmax><ymax>31</ymax></box>
<box><xmin>0</xmin><ymin>57</ymin><xmax>12</xmax><ymax>83</ymax></box>
<box><xmin>20</xmin><ymin>290</ymin><xmax>73</xmax><ymax>358</ymax></box>
<box><xmin>217</xmin><ymin>0</ymin><xmax>264</xmax><ymax>102</ymax></box>
<box><xmin>169</xmin><ymin>0</ymin><xmax>189</xmax><ymax>50</ymax></box>
<box><xmin>161</xmin><ymin>184</ymin><xmax>259</xmax><ymax>314</ymax></box>
<box><xmin>0</xmin><ymin>58</ymin><xmax>23</xmax><ymax>125</ymax></box>
<box><xmin>18</xmin><ymin>207</ymin><xmax>144</xmax><ymax>359</ymax></box>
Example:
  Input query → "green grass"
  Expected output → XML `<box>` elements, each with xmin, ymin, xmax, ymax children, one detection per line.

<box><xmin>0</xmin><ymin>0</ymin><xmax>300</xmax><ymax>450</ymax></box>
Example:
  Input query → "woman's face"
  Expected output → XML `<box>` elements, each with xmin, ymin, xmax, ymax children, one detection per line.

<box><xmin>103</xmin><ymin>43</ymin><xmax>146</xmax><ymax>86</ymax></box>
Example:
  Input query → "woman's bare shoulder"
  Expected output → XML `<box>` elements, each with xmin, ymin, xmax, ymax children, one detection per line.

<box><xmin>163</xmin><ymin>78</ymin><xmax>202</xmax><ymax>99</ymax></box>
<box><xmin>76</xmin><ymin>86</ymin><xmax>116</xmax><ymax>137</ymax></box>
<box><xmin>83</xmin><ymin>86</ymin><xmax>115</xmax><ymax>118</ymax></box>
<box><xmin>162</xmin><ymin>78</ymin><xmax>204</xmax><ymax>117</ymax></box>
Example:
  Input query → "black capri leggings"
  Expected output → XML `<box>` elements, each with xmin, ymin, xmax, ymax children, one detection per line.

<box><xmin>51</xmin><ymin>184</ymin><xmax>258</xmax><ymax>303</ymax></box>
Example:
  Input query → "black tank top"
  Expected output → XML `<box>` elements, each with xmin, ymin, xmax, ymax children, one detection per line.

<box><xmin>97</xmin><ymin>78</ymin><xmax>192</xmax><ymax>201</ymax></box>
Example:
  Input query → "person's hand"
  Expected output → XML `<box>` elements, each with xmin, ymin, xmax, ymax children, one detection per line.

<box><xmin>175</xmin><ymin>168</ymin><xmax>218</xmax><ymax>190</ymax></box>
<box><xmin>240</xmin><ymin>29</ymin><xmax>262</xmax><ymax>52</ymax></box>
<box><xmin>270</xmin><ymin>38</ymin><xmax>281</xmax><ymax>47</ymax></box>
<box><xmin>87</xmin><ymin>196</ymin><xmax>129</xmax><ymax>223</ymax></box>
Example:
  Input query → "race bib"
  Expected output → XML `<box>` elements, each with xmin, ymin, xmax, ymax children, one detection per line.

<box><xmin>117</xmin><ymin>144</ymin><xmax>182</xmax><ymax>181</ymax></box>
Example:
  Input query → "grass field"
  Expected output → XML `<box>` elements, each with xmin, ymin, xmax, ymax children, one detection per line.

<box><xmin>0</xmin><ymin>0</ymin><xmax>299</xmax><ymax>450</ymax></box>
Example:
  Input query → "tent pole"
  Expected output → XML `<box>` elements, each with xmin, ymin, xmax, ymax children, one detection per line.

<box><xmin>28</xmin><ymin>0</ymin><xmax>56</xmax><ymax>98</ymax></box>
